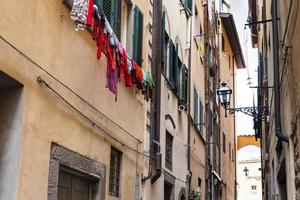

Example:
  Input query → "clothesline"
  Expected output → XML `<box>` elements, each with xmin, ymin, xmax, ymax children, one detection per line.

<box><xmin>70</xmin><ymin>0</ymin><xmax>154</xmax><ymax>101</ymax></box>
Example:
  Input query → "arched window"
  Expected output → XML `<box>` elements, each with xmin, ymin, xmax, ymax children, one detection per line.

<box><xmin>180</xmin><ymin>194</ymin><xmax>185</xmax><ymax>200</ymax></box>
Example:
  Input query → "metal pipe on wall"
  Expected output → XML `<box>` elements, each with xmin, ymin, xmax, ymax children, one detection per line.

<box><xmin>271</xmin><ymin>0</ymin><xmax>289</xmax><ymax>142</ymax></box>
<box><xmin>150</xmin><ymin>0</ymin><xmax>163</xmax><ymax>184</ymax></box>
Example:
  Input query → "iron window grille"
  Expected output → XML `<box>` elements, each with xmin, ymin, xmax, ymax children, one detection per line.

<box><xmin>109</xmin><ymin>147</ymin><xmax>122</xmax><ymax>197</ymax></box>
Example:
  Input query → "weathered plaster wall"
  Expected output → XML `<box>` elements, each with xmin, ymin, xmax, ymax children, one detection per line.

<box><xmin>219</xmin><ymin>22</ymin><xmax>238</xmax><ymax>200</ymax></box>
<box><xmin>0</xmin><ymin>0</ymin><xmax>151</xmax><ymax>199</ymax></box>
<box><xmin>189</xmin><ymin>0</ymin><xmax>206</xmax><ymax>198</ymax></box>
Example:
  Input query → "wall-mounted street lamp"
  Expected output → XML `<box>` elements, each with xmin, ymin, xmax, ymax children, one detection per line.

<box><xmin>217</xmin><ymin>82</ymin><xmax>269</xmax><ymax>120</ymax></box>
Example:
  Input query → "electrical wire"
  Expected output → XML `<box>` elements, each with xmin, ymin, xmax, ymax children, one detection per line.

<box><xmin>0</xmin><ymin>34</ymin><xmax>142</xmax><ymax>144</ymax></box>
<box><xmin>37</xmin><ymin>76</ymin><xmax>151</xmax><ymax>159</ymax></box>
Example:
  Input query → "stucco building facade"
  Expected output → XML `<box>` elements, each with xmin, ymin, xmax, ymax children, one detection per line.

<box><xmin>0</xmin><ymin>0</ymin><xmax>244</xmax><ymax>200</ymax></box>
<box><xmin>0</xmin><ymin>0</ymin><xmax>152</xmax><ymax>199</ymax></box>
<box><xmin>253</xmin><ymin>0</ymin><xmax>300</xmax><ymax>199</ymax></box>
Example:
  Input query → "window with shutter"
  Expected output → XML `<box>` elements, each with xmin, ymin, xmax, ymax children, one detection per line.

<box><xmin>165</xmin><ymin>132</ymin><xmax>173</xmax><ymax>171</ymax></box>
<box><xmin>111</xmin><ymin>0</ymin><xmax>122</xmax><ymax>39</ymax></box>
<box><xmin>169</xmin><ymin>40</ymin><xmax>175</xmax><ymax>87</ymax></box>
<box><xmin>133</xmin><ymin>6</ymin><xmax>144</xmax><ymax>66</ymax></box>
<box><xmin>181</xmin><ymin>65</ymin><xmax>188</xmax><ymax>103</ymax></box>
<box><xmin>100</xmin><ymin>0</ymin><xmax>121</xmax><ymax>40</ymax></box>
<box><xmin>162</xmin><ymin>12</ymin><xmax>166</xmax><ymax>69</ymax></box>
<box><xmin>186</xmin><ymin>0</ymin><xmax>193</xmax><ymax>13</ymax></box>
<box><xmin>194</xmin><ymin>88</ymin><xmax>199</xmax><ymax>124</ymax></box>
<box><xmin>175</xmin><ymin>44</ymin><xmax>179</xmax><ymax>95</ymax></box>
<box><xmin>223</xmin><ymin>133</ymin><xmax>226</xmax><ymax>153</ymax></box>
<box><xmin>199</xmin><ymin>99</ymin><xmax>204</xmax><ymax>133</ymax></box>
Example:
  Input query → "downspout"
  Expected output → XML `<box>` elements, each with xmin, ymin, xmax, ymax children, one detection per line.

<box><xmin>203</xmin><ymin>3</ymin><xmax>211</xmax><ymax>200</ymax></box>
<box><xmin>232</xmin><ymin>54</ymin><xmax>237</xmax><ymax>200</ymax></box>
<box><xmin>271</xmin><ymin>0</ymin><xmax>289</xmax><ymax>142</ymax></box>
<box><xmin>187</xmin><ymin>8</ymin><xmax>193</xmax><ymax>198</ymax></box>
<box><xmin>150</xmin><ymin>0</ymin><xmax>163</xmax><ymax>184</ymax></box>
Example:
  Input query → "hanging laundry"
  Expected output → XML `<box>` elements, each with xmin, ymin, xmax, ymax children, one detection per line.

<box><xmin>69</xmin><ymin>1</ymin><xmax>155</xmax><ymax>101</ymax></box>
<box><xmin>125</xmin><ymin>59</ymin><xmax>133</xmax><ymax>87</ymax></box>
<box><xmin>119</xmin><ymin>47</ymin><xmax>127</xmax><ymax>80</ymax></box>
<box><xmin>86</xmin><ymin>0</ymin><xmax>94</xmax><ymax>26</ymax></box>
<box><xmin>70</xmin><ymin>0</ymin><xmax>89</xmax><ymax>30</ymax></box>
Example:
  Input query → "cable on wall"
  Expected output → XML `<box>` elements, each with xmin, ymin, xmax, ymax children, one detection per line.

<box><xmin>36</xmin><ymin>76</ymin><xmax>151</xmax><ymax>158</ymax></box>
<box><xmin>0</xmin><ymin>34</ymin><xmax>142</xmax><ymax>144</ymax></box>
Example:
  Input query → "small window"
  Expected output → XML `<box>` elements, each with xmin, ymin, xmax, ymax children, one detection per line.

<box><xmin>165</xmin><ymin>132</ymin><xmax>173</xmax><ymax>171</ymax></box>
<box><xmin>109</xmin><ymin>147</ymin><xmax>122</xmax><ymax>197</ymax></box>
<box><xmin>194</xmin><ymin>88</ymin><xmax>199</xmax><ymax>124</ymax></box>
<box><xmin>251</xmin><ymin>185</ymin><xmax>257</xmax><ymax>194</ymax></box>
<box><xmin>168</xmin><ymin>40</ymin><xmax>179</xmax><ymax>91</ymax></box>
<box><xmin>223</xmin><ymin>133</ymin><xmax>226</xmax><ymax>153</ymax></box>
<box><xmin>181</xmin><ymin>65</ymin><xmax>188</xmax><ymax>103</ymax></box>
<box><xmin>221</xmin><ymin>35</ymin><xmax>225</xmax><ymax>52</ymax></box>
<box><xmin>199</xmin><ymin>99</ymin><xmax>204</xmax><ymax>133</ymax></box>
<box><xmin>182</xmin><ymin>0</ymin><xmax>193</xmax><ymax>14</ymax></box>
<box><xmin>133</xmin><ymin>6</ymin><xmax>144</xmax><ymax>66</ymax></box>
<box><xmin>198</xmin><ymin>177</ymin><xmax>202</xmax><ymax>187</ymax></box>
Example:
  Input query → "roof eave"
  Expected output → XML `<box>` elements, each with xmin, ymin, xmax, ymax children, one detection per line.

<box><xmin>220</xmin><ymin>13</ymin><xmax>246</xmax><ymax>69</ymax></box>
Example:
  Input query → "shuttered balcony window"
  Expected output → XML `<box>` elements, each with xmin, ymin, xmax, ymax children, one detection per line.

<box><xmin>101</xmin><ymin>0</ymin><xmax>122</xmax><ymax>40</ymax></box>
<box><xmin>199</xmin><ymin>99</ymin><xmax>204</xmax><ymax>133</ymax></box>
<box><xmin>133</xmin><ymin>6</ymin><xmax>144</xmax><ymax>66</ymax></box>
<box><xmin>181</xmin><ymin>65</ymin><xmax>188</xmax><ymax>103</ymax></box>
<box><xmin>194</xmin><ymin>88</ymin><xmax>199</xmax><ymax>124</ymax></box>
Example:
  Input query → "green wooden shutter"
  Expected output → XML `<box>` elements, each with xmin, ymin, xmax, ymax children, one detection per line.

<box><xmin>169</xmin><ymin>40</ymin><xmax>174</xmax><ymax>81</ymax></box>
<box><xmin>133</xmin><ymin>6</ymin><xmax>144</xmax><ymax>66</ymax></box>
<box><xmin>175</xmin><ymin>44</ymin><xmax>179</xmax><ymax>94</ymax></box>
<box><xmin>162</xmin><ymin>12</ymin><xmax>166</xmax><ymax>69</ymax></box>
<box><xmin>100</xmin><ymin>0</ymin><xmax>121</xmax><ymax>39</ymax></box>
<box><xmin>181</xmin><ymin>65</ymin><xmax>188</xmax><ymax>102</ymax></box>
<box><xmin>101</xmin><ymin>0</ymin><xmax>112</xmax><ymax>22</ymax></box>
<box><xmin>194</xmin><ymin>88</ymin><xmax>198</xmax><ymax>124</ymax></box>
<box><xmin>186</xmin><ymin>0</ymin><xmax>193</xmax><ymax>13</ymax></box>
<box><xmin>199</xmin><ymin>99</ymin><xmax>203</xmax><ymax>133</ymax></box>
<box><xmin>111</xmin><ymin>0</ymin><xmax>122</xmax><ymax>40</ymax></box>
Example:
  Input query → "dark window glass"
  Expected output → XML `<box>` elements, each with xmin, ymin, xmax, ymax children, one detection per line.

<box><xmin>194</xmin><ymin>88</ymin><xmax>199</xmax><ymax>124</ymax></box>
<box><xmin>109</xmin><ymin>147</ymin><xmax>122</xmax><ymax>197</ymax></box>
<box><xmin>199</xmin><ymin>99</ymin><xmax>204</xmax><ymax>133</ymax></box>
<box><xmin>181</xmin><ymin>65</ymin><xmax>188</xmax><ymax>103</ymax></box>
<box><xmin>222</xmin><ymin>35</ymin><xmax>225</xmax><ymax>52</ymax></box>
<box><xmin>223</xmin><ymin>133</ymin><xmax>226</xmax><ymax>153</ymax></box>
<box><xmin>165</xmin><ymin>132</ymin><xmax>173</xmax><ymax>171</ymax></box>
<box><xmin>58</xmin><ymin>170</ymin><xmax>92</xmax><ymax>200</ymax></box>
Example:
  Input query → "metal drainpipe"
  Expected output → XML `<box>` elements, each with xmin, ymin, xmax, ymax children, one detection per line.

<box><xmin>232</xmin><ymin>54</ymin><xmax>237</xmax><ymax>200</ymax></box>
<box><xmin>150</xmin><ymin>0</ymin><xmax>163</xmax><ymax>184</ymax></box>
<box><xmin>187</xmin><ymin>9</ymin><xmax>193</xmax><ymax>199</ymax></box>
<box><xmin>272</xmin><ymin>0</ymin><xmax>289</xmax><ymax>142</ymax></box>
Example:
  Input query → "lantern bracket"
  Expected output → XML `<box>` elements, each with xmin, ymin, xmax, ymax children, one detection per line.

<box><xmin>226</xmin><ymin>106</ymin><xmax>269</xmax><ymax>120</ymax></box>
